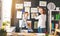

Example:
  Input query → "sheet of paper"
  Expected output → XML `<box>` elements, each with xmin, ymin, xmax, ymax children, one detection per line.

<box><xmin>31</xmin><ymin>13</ymin><xmax>38</xmax><ymax>19</ymax></box>
<box><xmin>16</xmin><ymin>11</ymin><xmax>22</xmax><ymax>19</ymax></box>
<box><xmin>39</xmin><ymin>1</ymin><xmax>47</xmax><ymax>6</ymax></box>
<box><xmin>24</xmin><ymin>1</ymin><xmax>31</xmax><ymax>7</ymax></box>
<box><xmin>19</xmin><ymin>20</ymin><xmax>23</xmax><ymax>27</ymax></box>
<box><xmin>16</xmin><ymin>4</ymin><xmax>23</xmax><ymax>9</ymax></box>
<box><xmin>27</xmin><ymin>21</ymin><xmax>32</xmax><ymax>28</ymax></box>
<box><xmin>34</xmin><ymin>21</ymin><xmax>38</xmax><ymax>29</ymax></box>
<box><xmin>25</xmin><ymin>7</ymin><xmax>30</xmax><ymax>13</ymax></box>
<box><xmin>31</xmin><ymin>8</ymin><xmax>38</xmax><ymax>12</ymax></box>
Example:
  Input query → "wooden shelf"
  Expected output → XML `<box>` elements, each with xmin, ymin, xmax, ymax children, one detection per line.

<box><xmin>51</xmin><ymin>20</ymin><xmax>59</xmax><ymax>21</ymax></box>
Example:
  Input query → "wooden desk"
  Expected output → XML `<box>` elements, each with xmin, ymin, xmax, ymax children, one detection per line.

<box><xmin>7</xmin><ymin>33</ymin><xmax>45</xmax><ymax>36</ymax></box>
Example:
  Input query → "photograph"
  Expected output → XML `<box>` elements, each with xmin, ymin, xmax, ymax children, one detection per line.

<box><xmin>31</xmin><ymin>13</ymin><xmax>38</xmax><ymax>19</ymax></box>
<box><xmin>24</xmin><ymin>1</ymin><xmax>31</xmax><ymax>7</ymax></box>
<box><xmin>19</xmin><ymin>20</ymin><xmax>23</xmax><ymax>28</ymax></box>
<box><xmin>31</xmin><ymin>8</ymin><xmax>38</xmax><ymax>13</ymax></box>
<box><xmin>16</xmin><ymin>11</ymin><xmax>23</xmax><ymax>19</ymax></box>
<box><xmin>39</xmin><ymin>1</ymin><xmax>47</xmax><ymax>6</ymax></box>
<box><xmin>23</xmin><ymin>12</ymin><xmax>30</xmax><ymax>19</ymax></box>
<box><xmin>34</xmin><ymin>21</ymin><xmax>38</xmax><ymax>29</ymax></box>
<box><xmin>25</xmin><ymin>7</ymin><xmax>30</xmax><ymax>13</ymax></box>
<box><xmin>27</xmin><ymin>21</ymin><xmax>32</xmax><ymax>29</ymax></box>
<box><xmin>16</xmin><ymin>4</ymin><xmax>23</xmax><ymax>9</ymax></box>
<box><xmin>2</xmin><ymin>0</ymin><xmax>60</xmax><ymax>36</ymax></box>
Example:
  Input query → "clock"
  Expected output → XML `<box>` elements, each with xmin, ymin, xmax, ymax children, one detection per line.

<box><xmin>47</xmin><ymin>2</ymin><xmax>56</xmax><ymax>10</ymax></box>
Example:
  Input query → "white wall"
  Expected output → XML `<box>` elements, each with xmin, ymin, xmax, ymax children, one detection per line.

<box><xmin>2</xmin><ymin>0</ymin><xmax>12</xmax><ymax>27</ymax></box>
<box><xmin>0</xmin><ymin>0</ymin><xmax>2</xmax><ymax>28</ymax></box>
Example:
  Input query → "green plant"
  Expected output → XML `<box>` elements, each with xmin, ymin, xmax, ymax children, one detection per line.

<box><xmin>0</xmin><ymin>29</ymin><xmax>7</xmax><ymax>36</ymax></box>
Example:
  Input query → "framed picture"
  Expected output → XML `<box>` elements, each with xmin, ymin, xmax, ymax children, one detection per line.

<box><xmin>16</xmin><ymin>4</ymin><xmax>23</xmax><ymax>9</ymax></box>
<box><xmin>39</xmin><ymin>1</ymin><xmax>47</xmax><ymax>6</ymax></box>
<box><xmin>23</xmin><ymin>12</ymin><xmax>30</xmax><ymax>19</ymax></box>
<box><xmin>34</xmin><ymin>21</ymin><xmax>38</xmax><ymax>29</ymax></box>
<box><xmin>27</xmin><ymin>21</ymin><xmax>32</xmax><ymax>29</ymax></box>
<box><xmin>24</xmin><ymin>1</ymin><xmax>31</xmax><ymax>7</ymax></box>
<box><xmin>16</xmin><ymin>11</ymin><xmax>22</xmax><ymax>19</ymax></box>
<box><xmin>31</xmin><ymin>8</ymin><xmax>38</xmax><ymax>13</ymax></box>
<box><xmin>25</xmin><ymin>7</ymin><xmax>30</xmax><ymax>13</ymax></box>
<box><xmin>31</xmin><ymin>13</ymin><xmax>38</xmax><ymax>19</ymax></box>
<box><xmin>19</xmin><ymin>20</ymin><xmax>23</xmax><ymax>27</ymax></box>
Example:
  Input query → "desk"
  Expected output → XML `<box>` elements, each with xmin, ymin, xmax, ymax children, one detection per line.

<box><xmin>7</xmin><ymin>33</ymin><xmax>45</xmax><ymax>36</ymax></box>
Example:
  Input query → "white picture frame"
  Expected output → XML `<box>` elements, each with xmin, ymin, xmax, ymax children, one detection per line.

<box><xmin>39</xmin><ymin>1</ymin><xmax>47</xmax><ymax>6</ymax></box>
<box><xmin>19</xmin><ymin>20</ymin><xmax>23</xmax><ymax>27</ymax></box>
<box><xmin>27</xmin><ymin>21</ymin><xmax>32</xmax><ymax>28</ymax></box>
<box><xmin>31</xmin><ymin>13</ymin><xmax>38</xmax><ymax>19</ymax></box>
<box><xmin>16</xmin><ymin>4</ymin><xmax>23</xmax><ymax>9</ymax></box>
<box><xmin>34</xmin><ymin>21</ymin><xmax>38</xmax><ymax>29</ymax></box>
<box><xmin>25</xmin><ymin>7</ymin><xmax>30</xmax><ymax>13</ymax></box>
<box><xmin>24</xmin><ymin>1</ymin><xmax>31</xmax><ymax>7</ymax></box>
<box><xmin>31</xmin><ymin>8</ymin><xmax>38</xmax><ymax>13</ymax></box>
<box><xmin>16</xmin><ymin>11</ymin><xmax>22</xmax><ymax>19</ymax></box>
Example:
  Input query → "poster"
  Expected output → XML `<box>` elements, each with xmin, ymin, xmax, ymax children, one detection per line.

<box><xmin>27</xmin><ymin>21</ymin><xmax>32</xmax><ymax>28</ymax></box>
<box><xmin>16</xmin><ymin>4</ymin><xmax>23</xmax><ymax>9</ymax></box>
<box><xmin>24</xmin><ymin>1</ymin><xmax>31</xmax><ymax>7</ymax></box>
<box><xmin>39</xmin><ymin>1</ymin><xmax>47</xmax><ymax>6</ymax></box>
<box><xmin>16</xmin><ymin>11</ymin><xmax>22</xmax><ymax>19</ymax></box>
<box><xmin>25</xmin><ymin>7</ymin><xmax>30</xmax><ymax>13</ymax></box>
<box><xmin>19</xmin><ymin>20</ymin><xmax>23</xmax><ymax>27</ymax></box>
<box><xmin>31</xmin><ymin>13</ymin><xmax>38</xmax><ymax>19</ymax></box>
<box><xmin>34</xmin><ymin>21</ymin><xmax>38</xmax><ymax>29</ymax></box>
<box><xmin>31</xmin><ymin>8</ymin><xmax>38</xmax><ymax>13</ymax></box>
<box><xmin>23</xmin><ymin>12</ymin><xmax>30</xmax><ymax>19</ymax></box>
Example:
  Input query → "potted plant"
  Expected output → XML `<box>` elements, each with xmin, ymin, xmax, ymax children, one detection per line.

<box><xmin>0</xmin><ymin>29</ymin><xmax>7</xmax><ymax>36</ymax></box>
<box><xmin>0</xmin><ymin>21</ymin><xmax>10</xmax><ymax>36</ymax></box>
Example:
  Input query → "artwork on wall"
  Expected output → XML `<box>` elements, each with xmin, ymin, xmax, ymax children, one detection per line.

<box><xmin>19</xmin><ymin>20</ymin><xmax>23</xmax><ymax>27</ymax></box>
<box><xmin>39</xmin><ymin>1</ymin><xmax>47</xmax><ymax>7</ymax></box>
<box><xmin>16</xmin><ymin>11</ymin><xmax>22</xmax><ymax>19</ymax></box>
<box><xmin>31</xmin><ymin>8</ymin><xmax>38</xmax><ymax>13</ymax></box>
<box><xmin>24</xmin><ymin>1</ymin><xmax>31</xmax><ymax>7</ymax></box>
<box><xmin>34</xmin><ymin>21</ymin><xmax>38</xmax><ymax>29</ymax></box>
<box><xmin>31</xmin><ymin>13</ymin><xmax>38</xmax><ymax>19</ymax></box>
<box><xmin>22</xmin><ymin>12</ymin><xmax>30</xmax><ymax>19</ymax></box>
<box><xmin>25</xmin><ymin>7</ymin><xmax>30</xmax><ymax>13</ymax></box>
<box><xmin>24</xmin><ymin>7</ymin><xmax>30</xmax><ymax>19</ymax></box>
<box><xmin>16</xmin><ymin>4</ymin><xmax>23</xmax><ymax>9</ymax></box>
<box><xmin>27</xmin><ymin>21</ymin><xmax>32</xmax><ymax>29</ymax></box>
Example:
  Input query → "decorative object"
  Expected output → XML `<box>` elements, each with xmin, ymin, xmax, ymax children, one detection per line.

<box><xmin>31</xmin><ymin>8</ymin><xmax>38</xmax><ymax>13</ymax></box>
<box><xmin>39</xmin><ymin>1</ymin><xmax>47</xmax><ymax>6</ymax></box>
<box><xmin>16</xmin><ymin>11</ymin><xmax>22</xmax><ymax>19</ymax></box>
<box><xmin>47</xmin><ymin>2</ymin><xmax>56</xmax><ymax>10</ymax></box>
<box><xmin>34</xmin><ymin>21</ymin><xmax>38</xmax><ymax>29</ymax></box>
<box><xmin>16</xmin><ymin>4</ymin><xmax>23</xmax><ymax>9</ymax></box>
<box><xmin>31</xmin><ymin>13</ymin><xmax>38</xmax><ymax>19</ymax></box>
<box><xmin>24</xmin><ymin>1</ymin><xmax>31</xmax><ymax>7</ymax></box>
